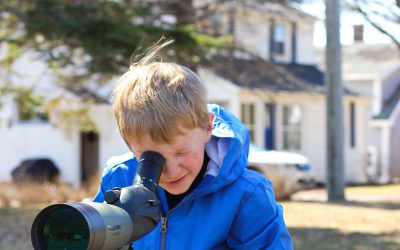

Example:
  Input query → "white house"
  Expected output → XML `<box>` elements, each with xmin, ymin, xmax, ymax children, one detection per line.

<box><xmin>306</xmin><ymin>0</ymin><xmax>400</xmax><ymax>183</ymax></box>
<box><xmin>200</xmin><ymin>2</ymin><xmax>371</xmax><ymax>184</ymax></box>
<box><xmin>317</xmin><ymin>43</ymin><xmax>400</xmax><ymax>183</ymax></box>
<box><xmin>0</xmin><ymin>3</ymin><xmax>375</xmax><ymax>186</ymax></box>
<box><xmin>264</xmin><ymin>1</ymin><xmax>400</xmax><ymax>184</ymax></box>
<box><xmin>0</xmin><ymin>80</ymin><xmax>129</xmax><ymax>187</ymax></box>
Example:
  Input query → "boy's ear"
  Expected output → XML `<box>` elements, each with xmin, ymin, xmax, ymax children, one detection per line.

<box><xmin>207</xmin><ymin>112</ymin><xmax>214</xmax><ymax>133</ymax></box>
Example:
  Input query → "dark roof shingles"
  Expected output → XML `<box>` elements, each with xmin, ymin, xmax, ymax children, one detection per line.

<box><xmin>205</xmin><ymin>56</ymin><xmax>325</xmax><ymax>93</ymax></box>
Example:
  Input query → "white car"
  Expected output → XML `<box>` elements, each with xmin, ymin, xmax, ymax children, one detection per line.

<box><xmin>247</xmin><ymin>145</ymin><xmax>314</xmax><ymax>199</ymax></box>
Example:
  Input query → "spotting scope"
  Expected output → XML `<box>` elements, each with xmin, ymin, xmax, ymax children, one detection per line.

<box><xmin>31</xmin><ymin>151</ymin><xmax>165</xmax><ymax>250</ymax></box>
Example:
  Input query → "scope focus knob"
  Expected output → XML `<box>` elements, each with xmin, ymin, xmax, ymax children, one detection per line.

<box><xmin>104</xmin><ymin>187</ymin><xmax>122</xmax><ymax>204</ymax></box>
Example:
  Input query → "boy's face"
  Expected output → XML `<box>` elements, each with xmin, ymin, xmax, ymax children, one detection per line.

<box><xmin>129</xmin><ymin>123</ymin><xmax>213</xmax><ymax>195</ymax></box>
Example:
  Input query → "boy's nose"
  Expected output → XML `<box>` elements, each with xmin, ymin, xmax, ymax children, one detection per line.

<box><xmin>162</xmin><ymin>159</ymin><xmax>180</xmax><ymax>180</ymax></box>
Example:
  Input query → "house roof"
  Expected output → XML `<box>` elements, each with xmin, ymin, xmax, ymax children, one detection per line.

<box><xmin>215</xmin><ymin>1</ymin><xmax>315</xmax><ymax>23</ymax></box>
<box><xmin>316</xmin><ymin>43</ymin><xmax>400</xmax><ymax>77</ymax></box>
<box><xmin>204</xmin><ymin>55</ymin><xmax>337</xmax><ymax>94</ymax></box>
<box><xmin>243</xmin><ymin>2</ymin><xmax>316</xmax><ymax>21</ymax></box>
<box><xmin>374</xmin><ymin>85</ymin><xmax>400</xmax><ymax>119</ymax></box>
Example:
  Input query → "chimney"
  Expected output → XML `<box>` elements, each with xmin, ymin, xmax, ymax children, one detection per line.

<box><xmin>353</xmin><ymin>25</ymin><xmax>364</xmax><ymax>43</ymax></box>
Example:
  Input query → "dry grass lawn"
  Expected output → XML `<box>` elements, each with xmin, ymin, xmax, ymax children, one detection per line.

<box><xmin>0</xmin><ymin>183</ymin><xmax>399</xmax><ymax>250</ymax></box>
<box><xmin>285</xmin><ymin>185</ymin><xmax>400</xmax><ymax>250</ymax></box>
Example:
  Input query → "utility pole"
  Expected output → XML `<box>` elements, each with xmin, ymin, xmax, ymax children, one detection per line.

<box><xmin>325</xmin><ymin>0</ymin><xmax>345</xmax><ymax>201</ymax></box>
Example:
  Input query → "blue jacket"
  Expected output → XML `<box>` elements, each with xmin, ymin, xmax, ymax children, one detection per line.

<box><xmin>93</xmin><ymin>105</ymin><xmax>293</xmax><ymax>250</ymax></box>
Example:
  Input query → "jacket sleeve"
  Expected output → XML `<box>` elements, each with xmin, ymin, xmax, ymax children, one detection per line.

<box><xmin>227</xmin><ymin>180</ymin><xmax>293</xmax><ymax>250</ymax></box>
<box><xmin>93</xmin><ymin>160</ymin><xmax>137</xmax><ymax>203</ymax></box>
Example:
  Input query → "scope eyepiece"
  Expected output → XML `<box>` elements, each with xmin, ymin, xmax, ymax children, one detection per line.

<box><xmin>136</xmin><ymin>151</ymin><xmax>165</xmax><ymax>192</ymax></box>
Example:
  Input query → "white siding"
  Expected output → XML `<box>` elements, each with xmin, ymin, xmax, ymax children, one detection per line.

<box><xmin>301</xmin><ymin>95</ymin><xmax>326</xmax><ymax>182</ymax></box>
<box><xmin>235</xmin><ymin>16</ymin><xmax>269</xmax><ymax>60</ymax></box>
<box><xmin>230</xmin><ymin>9</ymin><xmax>315</xmax><ymax>64</ymax></box>
<box><xmin>241</xmin><ymin>92</ymin><xmax>371</xmax><ymax>184</ymax></box>
<box><xmin>0</xmin><ymin>123</ymin><xmax>80</xmax><ymax>186</ymax></box>
<box><xmin>296</xmin><ymin>22</ymin><xmax>315</xmax><ymax>65</ymax></box>
<box><xmin>343</xmin><ymin>98</ymin><xmax>369</xmax><ymax>183</ymax></box>
<box><xmin>90</xmin><ymin>105</ymin><xmax>129</xmax><ymax>170</ymax></box>
<box><xmin>200</xmin><ymin>68</ymin><xmax>241</xmax><ymax>115</ymax></box>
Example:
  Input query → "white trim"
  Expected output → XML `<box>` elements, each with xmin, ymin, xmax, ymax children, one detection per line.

<box><xmin>372</xmin><ymin>78</ymin><xmax>382</xmax><ymax>116</ymax></box>
<box><xmin>370</xmin><ymin>120</ymin><xmax>391</xmax><ymax>127</ymax></box>
<box><xmin>344</xmin><ymin>74</ymin><xmax>375</xmax><ymax>81</ymax></box>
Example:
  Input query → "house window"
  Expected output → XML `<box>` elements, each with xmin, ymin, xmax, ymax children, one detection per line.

<box><xmin>350</xmin><ymin>102</ymin><xmax>356</xmax><ymax>148</ymax></box>
<box><xmin>282</xmin><ymin>105</ymin><xmax>301</xmax><ymax>150</ymax></box>
<box><xmin>272</xmin><ymin>23</ymin><xmax>285</xmax><ymax>54</ymax></box>
<box><xmin>353</xmin><ymin>25</ymin><xmax>364</xmax><ymax>42</ymax></box>
<box><xmin>241</xmin><ymin>103</ymin><xmax>255</xmax><ymax>142</ymax></box>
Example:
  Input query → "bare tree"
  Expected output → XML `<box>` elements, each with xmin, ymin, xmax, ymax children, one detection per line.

<box><xmin>345</xmin><ymin>0</ymin><xmax>400</xmax><ymax>50</ymax></box>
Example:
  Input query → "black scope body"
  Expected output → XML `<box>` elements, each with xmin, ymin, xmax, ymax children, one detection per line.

<box><xmin>31</xmin><ymin>151</ymin><xmax>165</xmax><ymax>250</ymax></box>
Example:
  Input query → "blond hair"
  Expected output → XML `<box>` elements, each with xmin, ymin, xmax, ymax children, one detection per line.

<box><xmin>113</xmin><ymin>42</ymin><xmax>209</xmax><ymax>144</ymax></box>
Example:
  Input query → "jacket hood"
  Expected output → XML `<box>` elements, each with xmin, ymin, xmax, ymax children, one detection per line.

<box><xmin>195</xmin><ymin>104</ymin><xmax>250</xmax><ymax>195</ymax></box>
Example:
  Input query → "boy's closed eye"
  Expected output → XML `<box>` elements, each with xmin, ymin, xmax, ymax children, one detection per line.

<box><xmin>176</xmin><ymin>150</ymin><xmax>188</xmax><ymax>156</ymax></box>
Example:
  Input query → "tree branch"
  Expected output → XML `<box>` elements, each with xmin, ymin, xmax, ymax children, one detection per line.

<box><xmin>353</xmin><ymin>3</ymin><xmax>400</xmax><ymax>50</ymax></box>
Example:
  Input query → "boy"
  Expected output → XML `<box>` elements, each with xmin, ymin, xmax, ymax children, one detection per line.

<box><xmin>93</xmin><ymin>43</ymin><xmax>293</xmax><ymax>249</ymax></box>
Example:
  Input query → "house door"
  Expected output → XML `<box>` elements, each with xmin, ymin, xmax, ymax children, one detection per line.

<box><xmin>80</xmin><ymin>131</ymin><xmax>99</xmax><ymax>184</ymax></box>
<box><xmin>264</xmin><ymin>103</ymin><xmax>276</xmax><ymax>150</ymax></box>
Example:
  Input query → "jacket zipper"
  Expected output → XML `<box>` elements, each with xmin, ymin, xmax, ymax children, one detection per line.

<box><xmin>160</xmin><ymin>217</ymin><xmax>167</xmax><ymax>250</ymax></box>
<box><xmin>159</xmin><ymin>193</ymin><xmax>194</xmax><ymax>250</ymax></box>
